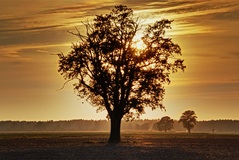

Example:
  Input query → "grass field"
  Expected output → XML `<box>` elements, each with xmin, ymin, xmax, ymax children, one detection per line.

<box><xmin>0</xmin><ymin>132</ymin><xmax>238</xmax><ymax>160</ymax></box>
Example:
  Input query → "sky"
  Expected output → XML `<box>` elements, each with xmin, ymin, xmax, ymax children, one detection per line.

<box><xmin>0</xmin><ymin>0</ymin><xmax>239</xmax><ymax>121</ymax></box>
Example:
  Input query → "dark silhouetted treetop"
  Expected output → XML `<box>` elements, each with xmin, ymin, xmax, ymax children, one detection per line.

<box><xmin>156</xmin><ymin>116</ymin><xmax>174</xmax><ymax>132</ymax></box>
<box><xmin>58</xmin><ymin>5</ymin><xmax>185</xmax><ymax>143</ymax></box>
<box><xmin>179</xmin><ymin>110</ymin><xmax>197</xmax><ymax>133</ymax></box>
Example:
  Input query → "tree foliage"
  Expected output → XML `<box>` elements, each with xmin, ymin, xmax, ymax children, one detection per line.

<box><xmin>154</xmin><ymin>116</ymin><xmax>174</xmax><ymax>132</ymax></box>
<box><xmin>179</xmin><ymin>110</ymin><xmax>197</xmax><ymax>133</ymax></box>
<box><xmin>57</xmin><ymin>5</ymin><xmax>185</xmax><ymax>142</ymax></box>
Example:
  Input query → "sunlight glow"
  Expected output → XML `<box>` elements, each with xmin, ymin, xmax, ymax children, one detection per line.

<box><xmin>132</xmin><ymin>33</ymin><xmax>146</xmax><ymax>51</ymax></box>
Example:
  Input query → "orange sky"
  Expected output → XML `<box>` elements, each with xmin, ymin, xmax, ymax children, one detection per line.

<box><xmin>0</xmin><ymin>0</ymin><xmax>239</xmax><ymax>121</ymax></box>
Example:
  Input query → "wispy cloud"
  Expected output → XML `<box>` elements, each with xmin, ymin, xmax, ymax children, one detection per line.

<box><xmin>133</xmin><ymin>0</ymin><xmax>239</xmax><ymax>35</ymax></box>
<box><xmin>167</xmin><ymin>78</ymin><xmax>239</xmax><ymax>99</ymax></box>
<box><xmin>0</xmin><ymin>25</ymin><xmax>65</xmax><ymax>34</ymax></box>
<box><xmin>1</xmin><ymin>0</ymin><xmax>238</xmax><ymax>36</ymax></box>
<box><xmin>1</xmin><ymin>0</ymin><xmax>238</xmax><ymax>62</ymax></box>
<box><xmin>0</xmin><ymin>43</ymin><xmax>70</xmax><ymax>63</ymax></box>
<box><xmin>40</xmin><ymin>3</ymin><xmax>104</xmax><ymax>15</ymax></box>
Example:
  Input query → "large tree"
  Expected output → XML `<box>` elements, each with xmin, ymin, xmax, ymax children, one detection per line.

<box><xmin>179</xmin><ymin>110</ymin><xmax>197</xmax><ymax>133</ymax></box>
<box><xmin>58</xmin><ymin>5</ymin><xmax>185</xmax><ymax>143</ymax></box>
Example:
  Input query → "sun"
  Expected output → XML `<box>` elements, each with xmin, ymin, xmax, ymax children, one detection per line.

<box><xmin>132</xmin><ymin>33</ymin><xmax>146</xmax><ymax>50</ymax></box>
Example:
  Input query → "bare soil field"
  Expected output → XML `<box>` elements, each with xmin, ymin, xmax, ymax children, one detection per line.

<box><xmin>0</xmin><ymin>132</ymin><xmax>238</xmax><ymax>160</ymax></box>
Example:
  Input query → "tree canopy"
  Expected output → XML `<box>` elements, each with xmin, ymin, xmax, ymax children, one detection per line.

<box><xmin>179</xmin><ymin>110</ymin><xmax>197</xmax><ymax>133</ymax></box>
<box><xmin>58</xmin><ymin>5</ymin><xmax>185</xmax><ymax>143</ymax></box>
<box><xmin>154</xmin><ymin>116</ymin><xmax>174</xmax><ymax>132</ymax></box>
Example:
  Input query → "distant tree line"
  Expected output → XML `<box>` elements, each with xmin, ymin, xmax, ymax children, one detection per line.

<box><xmin>0</xmin><ymin>119</ymin><xmax>238</xmax><ymax>133</ymax></box>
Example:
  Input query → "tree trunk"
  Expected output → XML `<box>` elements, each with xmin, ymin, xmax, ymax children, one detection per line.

<box><xmin>108</xmin><ymin>116</ymin><xmax>122</xmax><ymax>143</ymax></box>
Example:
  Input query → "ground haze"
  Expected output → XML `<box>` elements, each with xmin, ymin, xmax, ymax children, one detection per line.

<box><xmin>0</xmin><ymin>132</ymin><xmax>238</xmax><ymax>160</ymax></box>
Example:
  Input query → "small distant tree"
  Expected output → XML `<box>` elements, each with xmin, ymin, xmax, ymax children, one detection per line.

<box><xmin>179</xmin><ymin>110</ymin><xmax>197</xmax><ymax>133</ymax></box>
<box><xmin>154</xmin><ymin>116</ymin><xmax>174</xmax><ymax>132</ymax></box>
<box><xmin>57</xmin><ymin>5</ymin><xmax>185</xmax><ymax>143</ymax></box>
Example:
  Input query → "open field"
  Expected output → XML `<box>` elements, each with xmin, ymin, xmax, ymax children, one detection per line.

<box><xmin>0</xmin><ymin>132</ymin><xmax>238</xmax><ymax>160</ymax></box>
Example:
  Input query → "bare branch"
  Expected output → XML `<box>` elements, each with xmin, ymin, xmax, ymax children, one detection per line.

<box><xmin>56</xmin><ymin>79</ymin><xmax>74</xmax><ymax>91</ymax></box>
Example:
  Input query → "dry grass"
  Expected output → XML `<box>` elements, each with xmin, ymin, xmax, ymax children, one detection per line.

<box><xmin>0</xmin><ymin>132</ymin><xmax>238</xmax><ymax>160</ymax></box>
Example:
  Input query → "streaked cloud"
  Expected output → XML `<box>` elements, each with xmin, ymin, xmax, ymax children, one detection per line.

<box><xmin>180</xmin><ymin>81</ymin><xmax>239</xmax><ymax>99</ymax></box>
<box><xmin>0</xmin><ymin>25</ymin><xmax>66</xmax><ymax>34</ymax></box>
<box><xmin>0</xmin><ymin>43</ymin><xmax>71</xmax><ymax>64</ymax></box>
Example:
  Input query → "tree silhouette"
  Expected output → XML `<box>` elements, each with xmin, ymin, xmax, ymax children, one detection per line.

<box><xmin>155</xmin><ymin>116</ymin><xmax>174</xmax><ymax>132</ymax></box>
<box><xmin>179</xmin><ymin>110</ymin><xmax>197</xmax><ymax>133</ymax></box>
<box><xmin>57</xmin><ymin>5</ymin><xmax>185</xmax><ymax>143</ymax></box>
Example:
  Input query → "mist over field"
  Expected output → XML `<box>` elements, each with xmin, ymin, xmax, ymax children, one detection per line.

<box><xmin>1</xmin><ymin>119</ymin><xmax>238</xmax><ymax>133</ymax></box>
